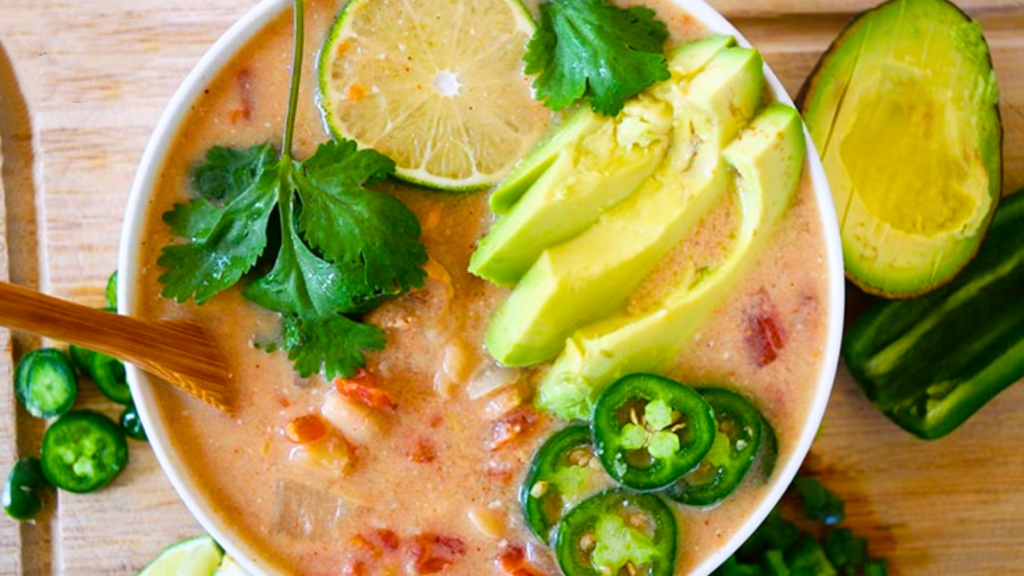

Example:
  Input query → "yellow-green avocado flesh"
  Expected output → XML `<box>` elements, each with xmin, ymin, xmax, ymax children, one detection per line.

<box><xmin>801</xmin><ymin>0</ymin><xmax>1001</xmax><ymax>298</ymax></box>
<box><xmin>471</xmin><ymin>36</ymin><xmax>737</xmax><ymax>286</ymax></box>
<box><xmin>484</xmin><ymin>45</ymin><xmax>765</xmax><ymax>367</ymax></box>
<box><xmin>537</xmin><ymin>104</ymin><xmax>807</xmax><ymax>420</ymax></box>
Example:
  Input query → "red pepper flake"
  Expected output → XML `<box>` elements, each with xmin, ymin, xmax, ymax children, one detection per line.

<box><xmin>489</xmin><ymin>406</ymin><xmax>539</xmax><ymax>451</ymax></box>
<box><xmin>350</xmin><ymin>534</ymin><xmax>383</xmax><ymax>559</ymax></box>
<box><xmin>335</xmin><ymin>368</ymin><xmax>398</xmax><ymax>412</ymax></box>
<box><xmin>744</xmin><ymin>290</ymin><xmax>787</xmax><ymax>367</ymax></box>
<box><xmin>404</xmin><ymin>439</ymin><xmax>437</xmax><ymax>464</ymax></box>
<box><xmin>484</xmin><ymin>462</ymin><xmax>514</xmax><ymax>485</ymax></box>
<box><xmin>410</xmin><ymin>534</ymin><xmax>466</xmax><ymax>574</ymax></box>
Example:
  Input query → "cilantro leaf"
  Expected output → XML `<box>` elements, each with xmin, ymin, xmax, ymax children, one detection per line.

<box><xmin>296</xmin><ymin>140</ymin><xmax>427</xmax><ymax>306</ymax></box>
<box><xmin>793</xmin><ymin>477</ymin><xmax>846</xmax><ymax>525</ymax></box>
<box><xmin>157</xmin><ymin>161</ymin><xmax>280</xmax><ymax>304</ymax></box>
<box><xmin>281</xmin><ymin>313</ymin><xmax>385</xmax><ymax>379</ymax></box>
<box><xmin>244</xmin><ymin>188</ymin><xmax>386</xmax><ymax>378</ymax></box>
<box><xmin>191</xmin><ymin>144</ymin><xmax>275</xmax><ymax>202</ymax></box>
<box><xmin>525</xmin><ymin>0</ymin><xmax>671</xmax><ymax>116</ymax></box>
<box><xmin>158</xmin><ymin>3</ymin><xmax>427</xmax><ymax>381</ymax></box>
<box><xmin>159</xmin><ymin>138</ymin><xmax>426</xmax><ymax>378</ymax></box>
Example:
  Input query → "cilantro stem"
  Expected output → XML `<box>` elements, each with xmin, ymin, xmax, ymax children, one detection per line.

<box><xmin>281</xmin><ymin>0</ymin><xmax>305</xmax><ymax>159</ymax></box>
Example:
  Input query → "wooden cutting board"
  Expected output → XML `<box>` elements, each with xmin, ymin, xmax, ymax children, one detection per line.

<box><xmin>1</xmin><ymin>0</ymin><xmax>1022</xmax><ymax>574</ymax></box>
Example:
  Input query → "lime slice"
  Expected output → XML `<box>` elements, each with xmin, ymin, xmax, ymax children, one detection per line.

<box><xmin>214</xmin><ymin>555</ymin><xmax>249</xmax><ymax>576</ymax></box>
<box><xmin>137</xmin><ymin>536</ymin><xmax>223</xmax><ymax>576</ymax></box>
<box><xmin>318</xmin><ymin>0</ymin><xmax>550</xmax><ymax>191</ymax></box>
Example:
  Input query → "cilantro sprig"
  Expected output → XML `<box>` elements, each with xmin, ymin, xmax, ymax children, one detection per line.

<box><xmin>525</xmin><ymin>0</ymin><xmax>671</xmax><ymax>116</ymax></box>
<box><xmin>715</xmin><ymin>476</ymin><xmax>888</xmax><ymax>576</ymax></box>
<box><xmin>158</xmin><ymin>0</ymin><xmax>427</xmax><ymax>379</ymax></box>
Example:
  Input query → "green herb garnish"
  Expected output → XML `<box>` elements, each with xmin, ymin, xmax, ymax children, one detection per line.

<box><xmin>793</xmin><ymin>476</ymin><xmax>846</xmax><ymax>525</ymax></box>
<box><xmin>525</xmin><ymin>0</ymin><xmax>671</xmax><ymax>116</ymax></box>
<box><xmin>715</xmin><ymin>475</ymin><xmax>888</xmax><ymax>576</ymax></box>
<box><xmin>158</xmin><ymin>0</ymin><xmax>427</xmax><ymax>379</ymax></box>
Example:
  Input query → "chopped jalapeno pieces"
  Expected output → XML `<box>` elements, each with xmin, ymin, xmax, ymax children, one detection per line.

<box><xmin>69</xmin><ymin>344</ymin><xmax>132</xmax><ymax>405</ymax></box>
<box><xmin>120</xmin><ymin>403</ymin><xmax>148</xmax><ymax>442</ymax></box>
<box><xmin>555</xmin><ymin>489</ymin><xmax>677</xmax><ymax>576</ymax></box>
<box><xmin>667</xmin><ymin>388</ymin><xmax>763</xmax><ymax>506</ymax></box>
<box><xmin>3</xmin><ymin>457</ymin><xmax>50</xmax><ymax>521</ymax></box>
<box><xmin>15</xmin><ymin>348</ymin><xmax>78</xmax><ymax>418</ymax></box>
<box><xmin>41</xmin><ymin>410</ymin><xmax>128</xmax><ymax>493</ymax></box>
<box><xmin>521</xmin><ymin>425</ymin><xmax>611</xmax><ymax>542</ymax></box>
<box><xmin>105</xmin><ymin>270</ymin><xmax>118</xmax><ymax>309</ymax></box>
<box><xmin>592</xmin><ymin>374</ymin><xmax>716</xmax><ymax>491</ymax></box>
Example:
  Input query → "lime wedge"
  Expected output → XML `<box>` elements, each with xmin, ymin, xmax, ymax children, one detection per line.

<box><xmin>137</xmin><ymin>536</ymin><xmax>223</xmax><ymax>576</ymax></box>
<box><xmin>318</xmin><ymin>0</ymin><xmax>550</xmax><ymax>191</ymax></box>
<box><xmin>214</xmin><ymin>555</ymin><xmax>249</xmax><ymax>576</ymax></box>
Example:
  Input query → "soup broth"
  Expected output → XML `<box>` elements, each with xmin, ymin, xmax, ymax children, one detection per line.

<box><xmin>135</xmin><ymin>1</ymin><xmax>829</xmax><ymax>574</ymax></box>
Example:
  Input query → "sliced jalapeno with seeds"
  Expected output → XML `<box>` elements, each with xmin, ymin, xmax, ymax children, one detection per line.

<box><xmin>592</xmin><ymin>374</ymin><xmax>716</xmax><ymax>491</ymax></box>
<box><xmin>41</xmin><ymin>410</ymin><xmax>128</xmax><ymax>493</ymax></box>
<box><xmin>667</xmin><ymin>388</ymin><xmax>763</xmax><ymax>506</ymax></box>
<box><xmin>555</xmin><ymin>489</ymin><xmax>677</xmax><ymax>576</ymax></box>
<box><xmin>15</xmin><ymin>348</ymin><xmax>78</xmax><ymax>419</ymax></box>
<box><xmin>521</xmin><ymin>425</ymin><xmax>611</xmax><ymax>542</ymax></box>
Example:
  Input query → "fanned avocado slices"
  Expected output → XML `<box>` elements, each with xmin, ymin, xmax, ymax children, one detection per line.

<box><xmin>800</xmin><ymin>0</ymin><xmax>1002</xmax><ymax>298</ymax></box>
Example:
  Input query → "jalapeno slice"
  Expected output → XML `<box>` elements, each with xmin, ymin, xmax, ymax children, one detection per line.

<box><xmin>592</xmin><ymin>374</ymin><xmax>716</xmax><ymax>491</ymax></box>
<box><xmin>41</xmin><ymin>410</ymin><xmax>128</xmax><ymax>493</ymax></box>
<box><xmin>15</xmin><ymin>348</ymin><xmax>78</xmax><ymax>418</ymax></box>
<box><xmin>3</xmin><ymin>457</ymin><xmax>50</xmax><ymax>521</ymax></box>
<box><xmin>667</xmin><ymin>388</ymin><xmax>763</xmax><ymax>507</ymax></box>
<box><xmin>521</xmin><ymin>425</ymin><xmax>611</xmax><ymax>542</ymax></box>
<box><xmin>69</xmin><ymin>344</ymin><xmax>132</xmax><ymax>405</ymax></box>
<box><xmin>555</xmin><ymin>489</ymin><xmax>677</xmax><ymax>576</ymax></box>
<box><xmin>120</xmin><ymin>403</ymin><xmax>148</xmax><ymax>442</ymax></box>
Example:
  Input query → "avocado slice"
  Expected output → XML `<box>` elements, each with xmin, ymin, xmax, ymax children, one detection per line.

<box><xmin>472</xmin><ymin>36</ymin><xmax>739</xmax><ymax>285</ymax></box>
<box><xmin>485</xmin><ymin>47</ymin><xmax>765</xmax><ymax>366</ymax></box>
<box><xmin>488</xmin><ymin>107</ymin><xmax>604</xmax><ymax>215</ymax></box>
<box><xmin>537</xmin><ymin>104</ymin><xmax>806</xmax><ymax>419</ymax></box>
<box><xmin>470</xmin><ymin>95</ymin><xmax>673</xmax><ymax>285</ymax></box>
<box><xmin>801</xmin><ymin>0</ymin><xmax>1001</xmax><ymax>298</ymax></box>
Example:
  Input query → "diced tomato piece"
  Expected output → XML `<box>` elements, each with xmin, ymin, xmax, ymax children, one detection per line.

<box><xmin>410</xmin><ymin>534</ymin><xmax>466</xmax><ymax>574</ymax></box>
<box><xmin>497</xmin><ymin>546</ymin><xmax>526</xmax><ymax>572</ymax></box>
<box><xmin>489</xmin><ymin>406</ymin><xmax>539</xmax><ymax>451</ymax></box>
<box><xmin>744</xmin><ymin>291</ymin><xmax>787</xmax><ymax>367</ymax></box>
<box><xmin>284</xmin><ymin>414</ymin><xmax>328</xmax><ymax>444</ymax></box>
<box><xmin>229</xmin><ymin>68</ymin><xmax>253</xmax><ymax>123</ymax></box>
<box><xmin>497</xmin><ymin>545</ymin><xmax>549</xmax><ymax>576</ymax></box>
<box><xmin>335</xmin><ymin>369</ymin><xmax>398</xmax><ymax>412</ymax></box>
<box><xmin>375</xmin><ymin>528</ymin><xmax>400</xmax><ymax>551</ymax></box>
<box><xmin>341</xmin><ymin>559</ymin><xmax>366</xmax><ymax>576</ymax></box>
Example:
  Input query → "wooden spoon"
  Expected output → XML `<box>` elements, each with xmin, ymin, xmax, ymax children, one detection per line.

<box><xmin>0</xmin><ymin>281</ymin><xmax>234</xmax><ymax>414</ymax></box>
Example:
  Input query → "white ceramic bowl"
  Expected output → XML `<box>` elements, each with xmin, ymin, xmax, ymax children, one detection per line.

<box><xmin>119</xmin><ymin>1</ymin><xmax>845</xmax><ymax>574</ymax></box>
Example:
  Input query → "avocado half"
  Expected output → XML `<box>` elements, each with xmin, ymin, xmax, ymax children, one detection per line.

<box><xmin>800</xmin><ymin>0</ymin><xmax>1002</xmax><ymax>298</ymax></box>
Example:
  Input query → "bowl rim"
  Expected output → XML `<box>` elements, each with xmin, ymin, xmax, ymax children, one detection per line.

<box><xmin>118</xmin><ymin>1</ymin><xmax>845</xmax><ymax>574</ymax></box>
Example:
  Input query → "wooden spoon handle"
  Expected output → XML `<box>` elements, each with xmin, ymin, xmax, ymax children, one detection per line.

<box><xmin>0</xmin><ymin>281</ymin><xmax>166</xmax><ymax>362</ymax></box>
<box><xmin>0</xmin><ymin>281</ymin><xmax>233</xmax><ymax>413</ymax></box>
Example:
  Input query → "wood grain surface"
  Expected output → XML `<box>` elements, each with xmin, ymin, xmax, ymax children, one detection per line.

<box><xmin>0</xmin><ymin>0</ymin><xmax>1022</xmax><ymax>574</ymax></box>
